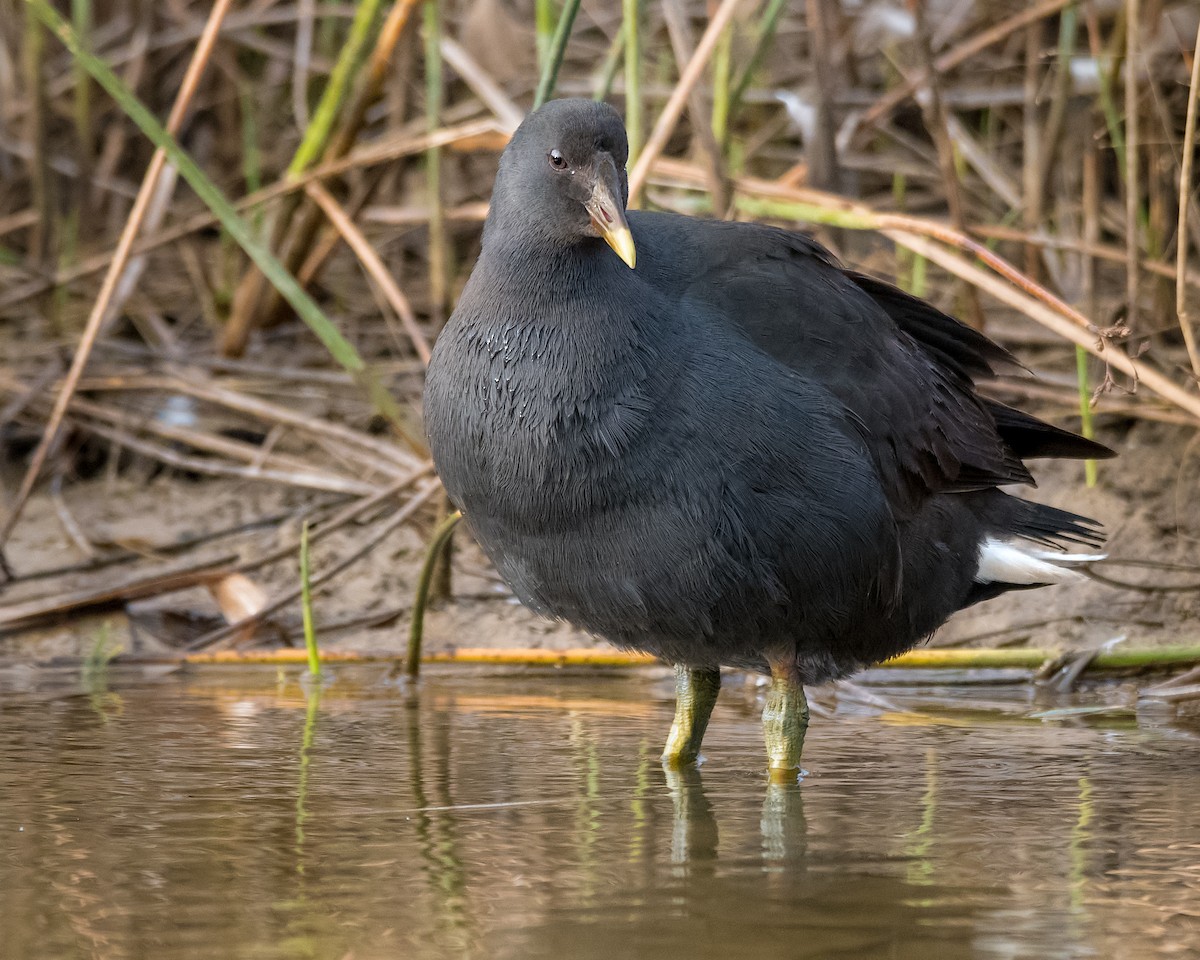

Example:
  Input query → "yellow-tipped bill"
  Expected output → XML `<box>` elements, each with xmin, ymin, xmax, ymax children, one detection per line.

<box><xmin>598</xmin><ymin>222</ymin><xmax>636</xmax><ymax>269</ymax></box>
<box><xmin>585</xmin><ymin>176</ymin><xmax>637</xmax><ymax>269</ymax></box>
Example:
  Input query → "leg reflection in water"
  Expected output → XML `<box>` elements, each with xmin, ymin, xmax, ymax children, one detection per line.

<box><xmin>660</xmin><ymin>766</ymin><xmax>809</xmax><ymax>870</ymax></box>
<box><xmin>663</xmin><ymin>766</ymin><xmax>719</xmax><ymax>869</ymax></box>
<box><xmin>761</xmin><ymin>780</ymin><xmax>807</xmax><ymax>867</ymax></box>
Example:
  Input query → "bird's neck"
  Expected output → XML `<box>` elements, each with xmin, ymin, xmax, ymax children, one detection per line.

<box><xmin>466</xmin><ymin>233</ymin><xmax>652</xmax><ymax>363</ymax></box>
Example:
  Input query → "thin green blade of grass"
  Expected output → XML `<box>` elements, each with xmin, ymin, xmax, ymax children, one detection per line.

<box><xmin>405</xmin><ymin>509</ymin><xmax>462</xmax><ymax>681</ymax></box>
<box><xmin>534</xmin><ymin>0</ymin><xmax>584</xmax><ymax>109</ymax></box>
<box><xmin>27</xmin><ymin>0</ymin><xmax>417</xmax><ymax>445</ymax></box>
<box><xmin>1075</xmin><ymin>345</ymin><xmax>1098</xmax><ymax>487</ymax></box>
<box><xmin>300</xmin><ymin>521</ymin><xmax>320</xmax><ymax>678</ymax></box>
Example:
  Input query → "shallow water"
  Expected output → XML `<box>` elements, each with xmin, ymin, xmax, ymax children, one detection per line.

<box><xmin>2</xmin><ymin>666</ymin><xmax>1198</xmax><ymax>960</ymax></box>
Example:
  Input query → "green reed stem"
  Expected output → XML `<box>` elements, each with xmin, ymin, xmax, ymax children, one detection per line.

<box><xmin>893</xmin><ymin>172</ymin><xmax>921</xmax><ymax>294</ymax></box>
<box><xmin>22</xmin><ymin>4</ymin><xmax>48</xmax><ymax>265</ymax></box>
<box><xmin>534</xmin><ymin>0</ymin><xmax>583</xmax><ymax>109</ymax></box>
<box><xmin>623</xmin><ymin>0</ymin><xmax>642</xmax><ymax>170</ymax></box>
<box><xmin>288</xmin><ymin>0</ymin><xmax>384</xmax><ymax>177</ymax></box>
<box><xmin>238</xmin><ymin>81</ymin><xmax>264</xmax><ymax>232</ymax></box>
<box><xmin>300</xmin><ymin>521</ymin><xmax>320</xmax><ymax>678</ymax></box>
<box><xmin>405</xmin><ymin>510</ymin><xmax>462</xmax><ymax>680</ymax></box>
<box><xmin>70</xmin><ymin>0</ymin><xmax>91</xmax><ymax>213</ymax></box>
<box><xmin>729</xmin><ymin>0</ymin><xmax>787</xmax><ymax>119</ymax></box>
<box><xmin>1075</xmin><ymin>346</ymin><xmax>1098</xmax><ymax>487</ymax></box>
<box><xmin>536</xmin><ymin>0</ymin><xmax>555</xmax><ymax>70</ymax></box>
<box><xmin>710</xmin><ymin>20</ymin><xmax>733</xmax><ymax>148</ymax></box>
<box><xmin>1094</xmin><ymin>12</ymin><xmax>1149</xmax><ymax>240</ymax></box>
<box><xmin>594</xmin><ymin>23</ymin><xmax>625</xmax><ymax>101</ymax></box>
<box><xmin>424</xmin><ymin>0</ymin><xmax>446</xmax><ymax>318</ymax></box>
<box><xmin>734</xmin><ymin>195</ymin><xmax>878</xmax><ymax>230</ymax></box>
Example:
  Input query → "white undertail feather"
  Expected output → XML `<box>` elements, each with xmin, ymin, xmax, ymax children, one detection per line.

<box><xmin>974</xmin><ymin>538</ymin><xmax>1106</xmax><ymax>585</ymax></box>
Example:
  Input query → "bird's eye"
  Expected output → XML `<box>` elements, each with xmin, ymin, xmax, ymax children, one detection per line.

<box><xmin>548</xmin><ymin>149</ymin><xmax>568</xmax><ymax>170</ymax></box>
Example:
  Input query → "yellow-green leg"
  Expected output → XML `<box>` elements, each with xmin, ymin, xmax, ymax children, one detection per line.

<box><xmin>661</xmin><ymin>665</ymin><xmax>721</xmax><ymax>767</ymax></box>
<box><xmin>763</xmin><ymin>659</ymin><xmax>809</xmax><ymax>781</ymax></box>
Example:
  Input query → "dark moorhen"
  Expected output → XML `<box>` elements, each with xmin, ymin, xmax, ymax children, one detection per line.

<box><xmin>423</xmin><ymin>99</ymin><xmax>1110</xmax><ymax>777</ymax></box>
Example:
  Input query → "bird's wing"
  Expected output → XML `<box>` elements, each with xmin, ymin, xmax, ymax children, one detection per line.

<box><xmin>629</xmin><ymin>212</ymin><xmax>1038</xmax><ymax>515</ymax></box>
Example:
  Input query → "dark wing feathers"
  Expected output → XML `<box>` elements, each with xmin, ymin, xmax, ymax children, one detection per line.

<box><xmin>852</xmin><ymin>272</ymin><xmax>1115</xmax><ymax>463</ymax></box>
<box><xmin>630</xmin><ymin>212</ymin><xmax>1109</xmax><ymax>514</ymax></box>
<box><xmin>983</xmin><ymin>399</ymin><xmax>1115</xmax><ymax>462</ymax></box>
<box><xmin>845</xmin><ymin>272</ymin><xmax>1022</xmax><ymax>379</ymax></box>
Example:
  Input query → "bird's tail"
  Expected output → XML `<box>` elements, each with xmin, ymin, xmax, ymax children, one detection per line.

<box><xmin>974</xmin><ymin>538</ymin><xmax>1105</xmax><ymax>585</ymax></box>
<box><xmin>974</xmin><ymin>498</ymin><xmax>1106</xmax><ymax>586</ymax></box>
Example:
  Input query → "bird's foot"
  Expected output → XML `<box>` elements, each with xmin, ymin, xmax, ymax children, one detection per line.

<box><xmin>661</xmin><ymin>665</ymin><xmax>721</xmax><ymax>767</ymax></box>
<box><xmin>763</xmin><ymin>661</ymin><xmax>809</xmax><ymax>781</ymax></box>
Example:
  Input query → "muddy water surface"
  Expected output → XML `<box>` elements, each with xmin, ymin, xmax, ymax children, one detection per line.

<box><xmin>1</xmin><ymin>667</ymin><xmax>1198</xmax><ymax>959</ymax></box>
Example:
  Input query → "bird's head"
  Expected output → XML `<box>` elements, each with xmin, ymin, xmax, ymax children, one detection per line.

<box><xmin>487</xmin><ymin>98</ymin><xmax>636</xmax><ymax>269</ymax></box>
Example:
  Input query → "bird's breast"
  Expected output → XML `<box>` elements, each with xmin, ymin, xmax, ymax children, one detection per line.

<box><xmin>425</xmin><ymin>314</ymin><xmax>659</xmax><ymax>530</ymax></box>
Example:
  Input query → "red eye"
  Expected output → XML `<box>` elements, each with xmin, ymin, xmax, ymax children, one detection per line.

<box><xmin>548</xmin><ymin>149</ymin><xmax>568</xmax><ymax>169</ymax></box>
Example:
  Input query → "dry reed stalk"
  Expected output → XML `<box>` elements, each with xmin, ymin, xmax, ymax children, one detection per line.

<box><xmin>79</xmin><ymin>421</ymin><xmax>381</xmax><ymax>496</ymax></box>
<box><xmin>971</xmin><ymin>222</ymin><xmax>1200</xmax><ymax>291</ymax></box>
<box><xmin>66</xmin><ymin>373</ymin><xmax>422</xmax><ymax>472</ymax></box>
<box><xmin>440</xmin><ymin>37</ymin><xmax>523</xmax><ymax>132</ymax></box>
<box><xmin>1124</xmin><ymin>0</ymin><xmax>1140</xmax><ymax>327</ymax></box>
<box><xmin>0</xmin><ymin>463</ymin><xmax>430</xmax><ymax>636</ymax></box>
<box><xmin>1176</xmin><ymin>22</ymin><xmax>1200</xmax><ymax>381</ymax></box>
<box><xmin>0</xmin><ymin>0</ymin><xmax>234</xmax><ymax>560</ymax></box>
<box><xmin>229</xmin><ymin>465</ymin><xmax>433</xmax><ymax>579</ymax></box>
<box><xmin>627</xmin><ymin>0</ymin><xmax>743</xmax><ymax>203</ymax></box>
<box><xmin>292</xmin><ymin>0</ymin><xmax>315</xmax><ymax>130</ymax></box>
<box><xmin>660</xmin><ymin>0</ymin><xmax>727</xmax><ymax>212</ymax></box>
<box><xmin>423</xmin><ymin>0</ymin><xmax>447</xmax><ymax>324</ymax></box>
<box><xmin>803</xmin><ymin>0</ymin><xmax>839</xmax><ymax>193</ymax></box>
<box><xmin>1023</xmin><ymin>21</ymin><xmax>1043</xmax><ymax>279</ymax></box>
<box><xmin>59</xmin><ymin>394</ymin><xmax>380</xmax><ymax>492</ymax></box>
<box><xmin>0</xmin><ymin>554</ymin><xmax>242</xmax><ymax>635</ymax></box>
<box><xmin>304</xmin><ymin>181</ymin><xmax>432</xmax><ymax>365</ymax></box>
<box><xmin>911</xmin><ymin>0</ymin><xmax>984</xmax><ymax>328</ymax></box>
